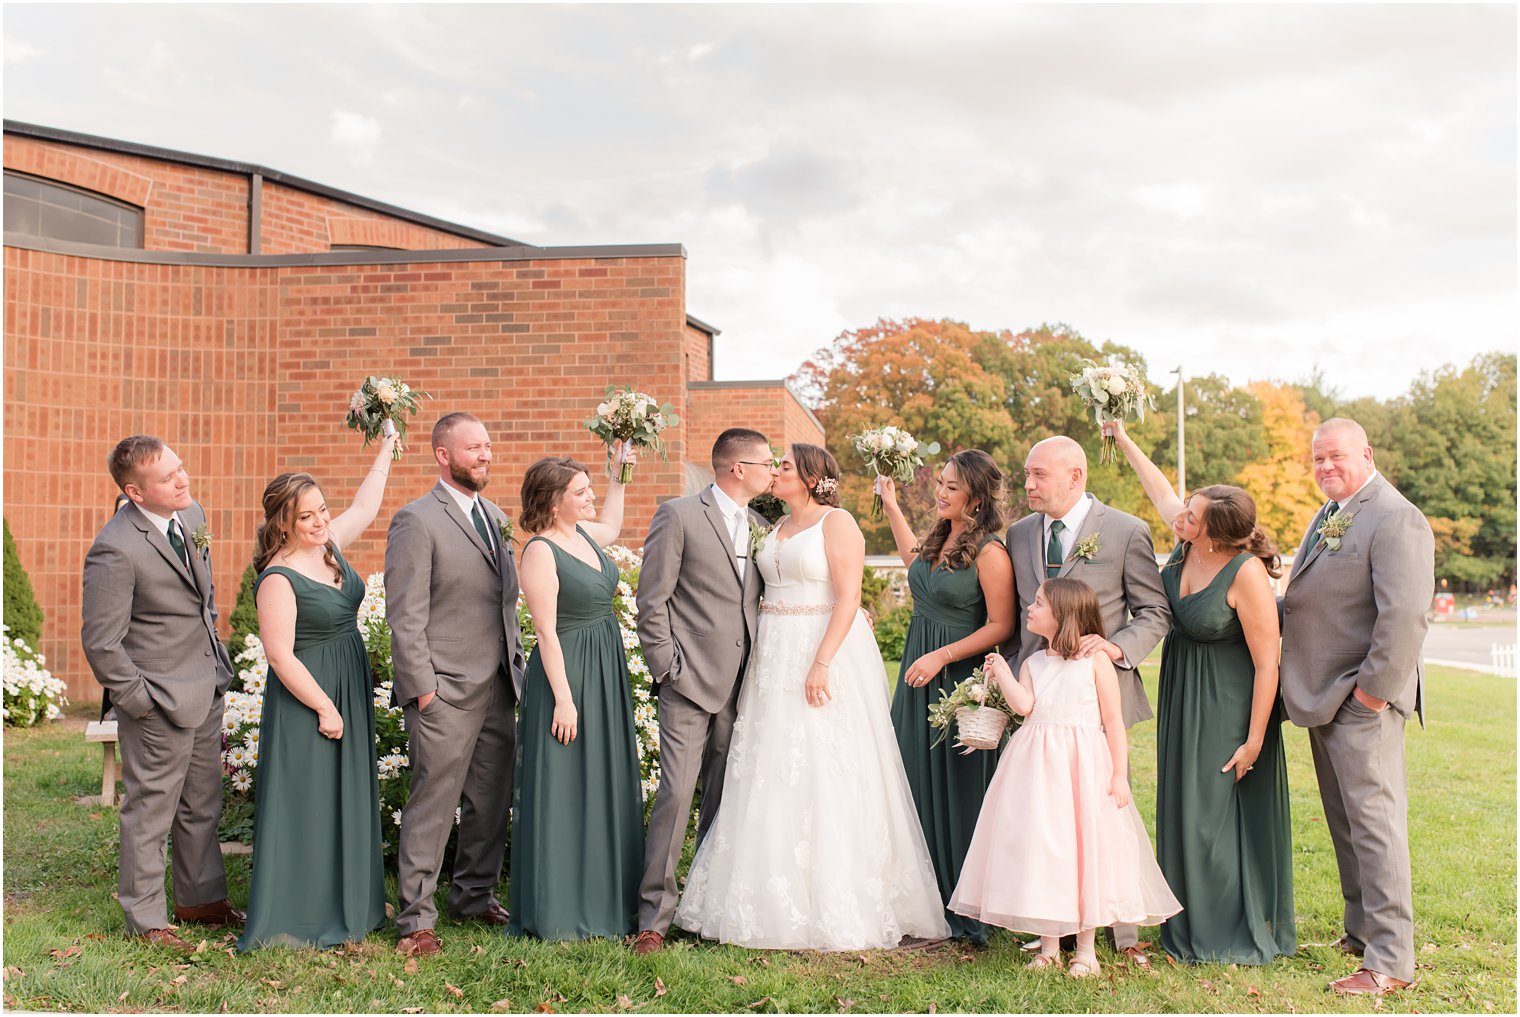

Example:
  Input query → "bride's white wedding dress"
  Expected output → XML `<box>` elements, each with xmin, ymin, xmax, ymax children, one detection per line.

<box><xmin>674</xmin><ymin>509</ymin><xmax>951</xmax><ymax>950</ymax></box>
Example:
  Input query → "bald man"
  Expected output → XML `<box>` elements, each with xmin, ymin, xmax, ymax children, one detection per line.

<box><xmin>1005</xmin><ymin>435</ymin><xmax>1171</xmax><ymax>963</ymax></box>
<box><xmin>1280</xmin><ymin>418</ymin><xmax>1432</xmax><ymax>997</ymax></box>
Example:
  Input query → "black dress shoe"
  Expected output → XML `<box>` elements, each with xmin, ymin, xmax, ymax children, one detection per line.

<box><xmin>471</xmin><ymin>902</ymin><xmax>511</xmax><ymax>926</ymax></box>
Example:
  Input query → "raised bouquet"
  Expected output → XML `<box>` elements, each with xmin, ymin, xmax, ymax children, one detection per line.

<box><xmin>1068</xmin><ymin>358</ymin><xmax>1153</xmax><ymax>465</ymax></box>
<box><xmin>344</xmin><ymin>376</ymin><xmax>430</xmax><ymax>460</ymax></box>
<box><xmin>585</xmin><ymin>385</ymin><xmax>680</xmax><ymax>484</ymax></box>
<box><xmin>850</xmin><ymin>425</ymin><xmax>940</xmax><ymax>518</ymax></box>
<box><xmin>927</xmin><ymin>666</ymin><xmax>1015</xmax><ymax>751</ymax></box>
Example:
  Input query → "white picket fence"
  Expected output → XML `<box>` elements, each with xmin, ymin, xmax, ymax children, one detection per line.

<box><xmin>1491</xmin><ymin>643</ymin><xmax>1517</xmax><ymax>679</ymax></box>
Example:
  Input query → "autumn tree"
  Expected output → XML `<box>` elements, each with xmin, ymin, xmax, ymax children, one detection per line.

<box><xmin>1233</xmin><ymin>381</ymin><xmax>1324</xmax><ymax>552</ymax></box>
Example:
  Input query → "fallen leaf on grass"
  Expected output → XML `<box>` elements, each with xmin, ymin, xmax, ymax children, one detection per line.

<box><xmin>2</xmin><ymin>967</ymin><xmax>23</xmax><ymax>980</ymax></box>
<box><xmin>490</xmin><ymin>1002</ymin><xmax>513</xmax><ymax>1013</ymax></box>
<box><xmin>1423</xmin><ymin>942</ymin><xmax>1439</xmax><ymax>953</ymax></box>
<box><xmin>392</xmin><ymin>977</ymin><xmax>405</xmax><ymax>988</ymax></box>
<box><xmin>401</xmin><ymin>1008</ymin><xmax>425</xmax><ymax>1014</ymax></box>
<box><xmin>470</xmin><ymin>945</ymin><xmax>486</xmax><ymax>955</ymax></box>
<box><xmin>193</xmin><ymin>940</ymin><xmax>208</xmax><ymax>954</ymax></box>
<box><xmin>654</xmin><ymin>977</ymin><xmax>667</xmax><ymax>997</ymax></box>
<box><xmin>535</xmin><ymin>1004</ymin><xmax>556</xmax><ymax>1014</ymax></box>
<box><xmin>403</xmin><ymin>957</ymin><xmax>419</xmax><ymax>975</ymax></box>
<box><xmin>749</xmin><ymin>957</ymin><xmax>770</xmax><ymax>968</ymax></box>
<box><xmin>615</xmin><ymin>995</ymin><xmax>634</xmax><ymax>1011</ymax></box>
<box><xmin>745</xmin><ymin>997</ymin><xmax>773</xmax><ymax>1010</ymax></box>
<box><xmin>85</xmin><ymin>934</ymin><xmax>105</xmax><ymax>942</ymax></box>
<box><xmin>928</xmin><ymin>1005</ymin><xmax>938</xmax><ymax>1014</ymax></box>
<box><xmin>49</xmin><ymin>946</ymin><xmax>81</xmax><ymax>961</ymax></box>
<box><xmin>1247</xmin><ymin>986</ymin><xmax>1260</xmax><ymax>998</ymax></box>
<box><xmin>385</xmin><ymin>902</ymin><xmax>396</xmax><ymax>919</ymax></box>
<box><xmin>836</xmin><ymin>997</ymin><xmax>855</xmax><ymax>1012</ymax></box>
<box><xmin>445</xmin><ymin>983</ymin><xmax>464</xmax><ymax>998</ymax></box>
<box><xmin>730</xmin><ymin>976</ymin><xmax>748</xmax><ymax>986</ymax></box>
<box><xmin>261</xmin><ymin>979</ymin><xmax>284</xmax><ymax>989</ymax></box>
<box><xmin>116</xmin><ymin>990</ymin><xmax>129</xmax><ymax>1003</ymax></box>
<box><xmin>1200</xmin><ymin>979</ymin><xmax>1216</xmax><ymax>993</ymax></box>
<box><xmin>219</xmin><ymin>1002</ymin><xmax>228</xmax><ymax>1013</ymax></box>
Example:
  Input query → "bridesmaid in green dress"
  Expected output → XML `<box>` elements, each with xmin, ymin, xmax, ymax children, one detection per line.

<box><xmin>510</xmin><ymin>450</ymin><xmax>643</xmax><ymax>940</ymax></box>
<box><xmin>880</xmin><ymin>450</ymin><xmax>1015</xmax><ymax>945</ymax></box>
<box><xmin>1107</xmin><ymin>420</ymin><xmax>1295</xmax><ymax>965</ymax></box>
<box><xmin>239</xmin><ymin>431</ymin><xmax>396</xmax><ymax>951</ymax></box>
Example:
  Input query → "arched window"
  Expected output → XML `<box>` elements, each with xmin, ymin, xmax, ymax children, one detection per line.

<box><xmin>3</xmin><ymin>172</ymin><xmax>143</xmax><ymax>248</ymax></box>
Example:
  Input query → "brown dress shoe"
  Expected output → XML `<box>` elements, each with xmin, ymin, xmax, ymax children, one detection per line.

<box><xmin>397</xmin><ymin>929</ymin><xmax>442</xmax><ymax>956</ymax></box>
<box><xmin>1119</xmin><ymin>944</ymin><xmax>1153</xmax><ymax>969</ymax></box>
<box><xmin>139</xmin><ymin>928</ymin><xmax>193</xmax><ymax>951</ymax></box>
<box><xmin>632</xmin><ymin>930</ymin><xmax>664</xmax><ymax>955</ymax></box>
<box><xmin>172</xmin><ymin>898</ymin><xmax>246</xmax><ymax>927</ymax></box>
<box><xmin>1331</xmin><ymin>968</ymin><xmax>1411</xmax><ymax>996</ymax></box>
<box><xmin>465</xmin><ymin>902</ymin><xmax>510</xmax><ymax>927</ymax></box>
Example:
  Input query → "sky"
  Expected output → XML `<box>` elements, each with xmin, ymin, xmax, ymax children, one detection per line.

<box><xmin>4</xmin><ymin>3</ymin><xmax>1515</xmax><ymax>400</ymax></box>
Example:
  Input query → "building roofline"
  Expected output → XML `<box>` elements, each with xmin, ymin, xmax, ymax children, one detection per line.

<box><xmin>2</xmin><ymin>232</ymin><xmax>686</xmax><ymax>267</ymax></box>
<box><xmin>687</xmin><ymin>379</ymin><xmax>825</xmax><ymax>434</ymax></box>
<box><xmin>3</xmin><ymin>119</ymin><xmax>528</xmax><ymax>249</ymax></box>
<box><xmin>684</xmin><ymin>313</ymin><xmax>721</xmax><ymax>337</ymax></box>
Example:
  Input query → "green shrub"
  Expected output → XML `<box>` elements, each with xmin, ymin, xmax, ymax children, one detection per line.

<box><xmin>873</xmin><ymin>604</ymin><xmax>914</xmax><ymax>663</ymax></box>
<box><xmin>226</xmin><ymin>561</ymin><xmax>260</xmax><ymax>670</ymax></box>
<box><xmin>2</xmin><ymin>519</ymin><xmax>43</xmax><ymax>649</ymax></box>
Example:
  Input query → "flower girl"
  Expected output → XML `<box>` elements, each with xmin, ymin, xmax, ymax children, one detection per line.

<box><xmin>948</xmin><ymin>578</ymin><xmax>1181</xmax><ymax>978</ymax></box>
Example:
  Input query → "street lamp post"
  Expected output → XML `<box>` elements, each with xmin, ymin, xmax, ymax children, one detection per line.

<box><xmin>1172</xmin><ymin>366</ymin><xmax>1186</xmax><ymax>498</ymax></box>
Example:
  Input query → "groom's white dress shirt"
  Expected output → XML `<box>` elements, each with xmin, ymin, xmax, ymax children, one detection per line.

<box><xmin>709</xmin><ymin>483</ymin><xmax>748</xmax><ymax>580</ymax></box>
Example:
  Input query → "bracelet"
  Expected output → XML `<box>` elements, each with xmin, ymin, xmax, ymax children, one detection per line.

<box><xmin>942</xmin><ymin>647</ymin><xmax>954</xmax><ymax>664</ymax></box>
<box><xmin>367</xmin><ymin>467</ymin><xmax>389</xmax><ymax>476</ymax></box>
<box><xmin>814</xmin><ymin>658</ymin><xmax>832</xmax><ymax>669</ymax></box>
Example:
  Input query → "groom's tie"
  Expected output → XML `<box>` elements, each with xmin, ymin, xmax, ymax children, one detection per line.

<box><xmin>1046</xmin><ymin>520</ymin><xmax>1065</xmax><ymax>579</ymax></box>
<box><xmin>732</xmin><ymin>508</ymin><xmax>749</xmax><ymax>578</ymax></box>
<box><xmin>1311</xmin><ymin>501</ymin><xmax>1339</xmax><ymax>549</ymax></box>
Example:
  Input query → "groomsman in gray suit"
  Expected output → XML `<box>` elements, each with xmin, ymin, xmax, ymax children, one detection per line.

<box><xmin>1280</xmin><ymin>418</ymin><xmax>1433</xmax><ymax>996</ymax></box>
<box><xmin>387</xmin><ymin>412</ymin><xmax>526</xmax><ymax>957</ymax></box>
<box><xmin>81</xmin><ymin>436</ymin><xmax>242</xmax><ymax>949</ymax></box>
<box><xmin>1005</xmin><ymin>435</ymin><xmax>1171</xmax><ymax>962</ymax></box>
<box><xmin>631</xmin><ymin>428</ymin><xmax>777</xmax><ymax>954</ymax></box>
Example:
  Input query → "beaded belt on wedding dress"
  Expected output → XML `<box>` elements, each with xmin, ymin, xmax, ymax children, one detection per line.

<box><xmin>760</xmin><ymin>600</ymin><xmax>834</xmax><ymax>616</ymax></box>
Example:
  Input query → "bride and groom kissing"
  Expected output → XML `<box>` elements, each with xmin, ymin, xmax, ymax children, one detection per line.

<box><xmin>632</xmin><ymin>428</ymin><xmax>950</xmax><ymax>953</ymax></box>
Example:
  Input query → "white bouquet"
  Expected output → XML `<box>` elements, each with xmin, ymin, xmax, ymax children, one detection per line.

<box><xmin>344</xmin><ymin>375</ymin><xmax>430</xmax><ymax>460</ymax></box>
<box><xmin>585</xmin><ymin>385</ymin><xmax>680</xmax><ymax>483</ymax></box>
<box><xmin>1068</xmin><ymin>358</ymin><xmax>1153</xmax><ymax>465</ymax></box>
<box><xmin>849</xmin><ymin>425</ymin><xmax>940</xmax><ymax>517</ymax></box>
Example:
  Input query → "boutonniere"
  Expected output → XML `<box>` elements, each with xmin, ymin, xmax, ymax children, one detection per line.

<box><xmin>1318</xmin><ymin>508</ymin><xmax>1353</xmax><ymax>551</ymax></box>
<box><xmin>748</xmin><ymin>519</ymin><xmax>773</xmax><ymax>559</ymax></box>
<box><xmin>1070</xmin><ymin>534</ymin><xmax>1101</xmax><ymax>562</ymax></box>
<box><xmin>191</xmin><ymin>523</ymin><xmax>212</xmax><ymax>557</ymax></box>
<box><xmin>498</xmin><ymin>516</ymin><xmax>516</xmax><ymax>547</ymax></box>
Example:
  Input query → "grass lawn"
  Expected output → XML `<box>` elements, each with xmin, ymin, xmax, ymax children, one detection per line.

<box><xmin>3</xmin><ymin>664</ymin><xmax>1513</xmax><ymax>1013</ymax></box>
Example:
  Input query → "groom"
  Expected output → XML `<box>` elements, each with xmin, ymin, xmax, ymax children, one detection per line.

<box><xmin>631</xmin><ymin>428</ymin><xmax>777</xmax><ymax>953</ymax></box>
<box><xmin>1005</xmin><ymin>435</ymin><xmax>1171</xmax><ymax>962</ymax></box>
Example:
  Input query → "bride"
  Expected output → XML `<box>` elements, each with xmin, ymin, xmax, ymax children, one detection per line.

<box><xmin>675</xmin><ymin>443</ymin><xmax>950</xmax><ymax>950</ymax></box>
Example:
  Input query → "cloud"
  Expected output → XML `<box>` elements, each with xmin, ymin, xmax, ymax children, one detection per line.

<box><xmin>4</xmin><ymin>39</ymin><xmax>47</xmax><ymax>65</ymax></box>
<box><xmin>330</xmin><ymin>110</ymin><xmax>381</xmax><ymax>164</ymax></box>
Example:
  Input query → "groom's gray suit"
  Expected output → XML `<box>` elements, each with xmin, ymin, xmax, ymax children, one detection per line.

<box><xmin>387</xmin><ymin>482</ymin><xmax>526</xmax><ymax>935</ymax></box>
<box><xmin>81</xmin><ymin>500</ymin><xmax>235</xmax><ymax>933</ymax></box>
<box><xmin>1281</xmin><ymin>473</ymin><xmax>1432</xmax><ymax>983</ymax></box>
<box><xmin>635</xmin><ymin>487</ymin><xmax>764</xmax><ymax>935</ymax></box>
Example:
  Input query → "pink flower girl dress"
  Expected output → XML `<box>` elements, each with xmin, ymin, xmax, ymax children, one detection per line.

<box><xmin>949</xmin><ymin>650</ymin><xmax>1181</xmax><ymax>935</ymax></box>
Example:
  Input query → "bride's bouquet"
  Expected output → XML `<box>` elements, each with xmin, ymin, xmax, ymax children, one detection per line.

<box><xmin>927</xmin><ymin>666</ymin><xmax>1015</xmax><ymax>751</ymax></box>
<box><xmin>344</xmin><ymin>375</ymin><xmax>430</xmax><ymax>459</ymax></box>
<box><xmin>1068</xmin><ymin>358</ymin><xmax>1153</xmax><ymax>465</ymax></box>
<box><xmin>585</xmin><ymin>385</ymin><xmax>680</xmax><ymax>484</ymax></box>
<box><xmin>849</xmin><ymin>425</ymin><xmax>940</xmax><ymax>518</ymax></box>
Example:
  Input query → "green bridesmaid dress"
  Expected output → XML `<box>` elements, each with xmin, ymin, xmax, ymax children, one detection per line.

<box><xmin>889</xmin><ymin>536</ymin><xmax>1003</xmax><ymax>944</ymax></box>
<box><xmin>238</xmin><ymin>552</ymin><xmax>386</xmax><ymax>951</ymax></box>
<box><xmin>1155</xmin><ymin>545</ymin><xmax>1295</xmax><ymax>965</ymax></box>
<box><xmin>508</xmin><ymin>527</ymin><xmax>643</xmax><ymax>940</ymax></box>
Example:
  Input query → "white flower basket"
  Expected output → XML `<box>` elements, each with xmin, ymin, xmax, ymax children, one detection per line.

<box><xmin>955</xmin><ymin>706</ymin><xmax>1009</xmax><ymax>751</ymax></box>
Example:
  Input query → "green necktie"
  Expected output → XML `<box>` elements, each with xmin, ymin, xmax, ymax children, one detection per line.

<box><xmin>470</xmin><ymin>501</ymin><xmax>493</xmax><ymax>550</ymax></box>
<box><xmin>1046</xmin><ymin>519</ymin><xmax>1065</xmax><ymax>579</ymax></box>
<box><xmin>1314</xmin><ymin>501</ymin><xmax>1340</xmax><ymax>548</ymax></box>
<box><xmin>167</xmin><ymin>518</ymin><xmax>190</xmax><ymax>569</ymax></box>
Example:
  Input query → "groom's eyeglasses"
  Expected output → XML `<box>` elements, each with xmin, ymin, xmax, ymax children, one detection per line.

<box><xmin>735</xmin><ymin>460</ymin><xmax>779</xmax><ymax>470</ymax></box>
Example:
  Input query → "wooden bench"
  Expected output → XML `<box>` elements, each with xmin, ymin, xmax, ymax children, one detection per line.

<box><xmin>84</xmin><ymin>719</ymin><xmax>120</xmax><ymax>806</ymax></box>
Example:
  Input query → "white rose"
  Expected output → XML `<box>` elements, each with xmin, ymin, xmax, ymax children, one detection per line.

<box><xmin>896</xmin><ymin>434</ymin><xmax>916</xmax><ymax>453</ymax></box>
<box><xmin>1106</xmin><ymin>374</ymin><xmax>1127</xmax><ymax>395</ymax></box>
<box><xmin>969</xmin><ymin>684</ymin><xmax>987</xmax><ymax>704</ymax></box>
<box><xmin>597</xmin><ymin>401</ymin><xmax>613</xmax><ymax>418</ymax></box>
<box><xmin>871</xmin><ymin>433</ymin><xmax>889</xmax><ymax>452</ymax></box>
<box><xmin>635</xmin><ymin>397</ymin><xmax>652</xmax><ymax>416</ymax></box>
<box><xmin>376</xmin><ymin>382</ymin><xmax>399</xmax><ymax>405</ymax></box>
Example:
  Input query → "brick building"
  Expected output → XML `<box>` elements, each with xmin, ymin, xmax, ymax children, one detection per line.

<box><xmin>2</xmin><ymin>121</ymin><xmax>824</xmax><ymax>701</ymax></box>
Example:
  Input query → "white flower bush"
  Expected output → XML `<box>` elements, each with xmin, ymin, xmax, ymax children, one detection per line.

<box><xmin>2</xmin><ymin>624</ymin><xmax>68</xmax><ymax>726</ymax></box>
<box><xmin>220</xmin><ymin>546</ymin><xmax>661</xmax><ymax>851</ymax></box>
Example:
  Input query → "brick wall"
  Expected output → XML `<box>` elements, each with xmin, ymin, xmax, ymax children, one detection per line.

<box><xmin>682</xmin><ymin>322</ymin><xmax>711</xmax><ymax>382</ymax></box>
<box><xmin>3</xmin><ymin>245</ymin><xmax>691</xmax><ymax>701</ymax></box>
<box><xmin>685</xmin><ymin>382</ymin><xmax>826</xmax><ymax>468</ymax></box>
<box><xmin>258</xmin><ymin>181</ymin><xmax>494</xmax><ymax>255</ymax></box>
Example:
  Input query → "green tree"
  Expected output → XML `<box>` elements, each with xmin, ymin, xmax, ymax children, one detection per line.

<box><xmin>3</xmin><ymin>518</ymin><xmax>44</xmax><ymax>648</ymax></box>
<box><xmin>227</xmin><ymin>561</ymin><xmax>260</xmax><ymax>669</ymax></box>
<box><xmin>1151</xmin><ymin>373</ymin><xmax>1266</xmax><ymax>490</ymax></box>
<box><xmin>1386</xmin><ymin>352</ymin><xmax>1517</xmax><ymax>587</ymax></box>
<box><xmin>1234</xmin><ymin>381</ymin><xmax>1324</xmax><ymax>552</ymax></box>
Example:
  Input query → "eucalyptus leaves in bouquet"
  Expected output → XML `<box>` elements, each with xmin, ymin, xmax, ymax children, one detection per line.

<box><xmin>927</xmin><ymin>665</ymin><xmax>1016</xmax><ymax>750</ymax></box>
<box><xmin>849</xmin><ymin>425</ymin><xmax>940</xmax><ymax>518</ymax></box>
<box><xmin>1068</xmin><ymin>358</ymin><xmax>1154</xmax><ymax>465</ymax></box>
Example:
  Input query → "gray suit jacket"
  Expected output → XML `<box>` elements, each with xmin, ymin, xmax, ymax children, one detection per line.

<box><xmin>81</xmin><ymin>501</ymin><xmax>234</xmax><ymax>727</ymax></box>
<box><xmin>385</xmin><ymin>483</ymin><xmax>526</xmax><ymax>710</ymax></box>
<box><xmin>636</xmin><ymin>489</ymin><xmax>764</xmax><ymax>715</ymax></box>
<box><xmin>1280</xmin><ymin>474</ymin><xmax>1433</xmax><ymax>728</ymax></box>
<box><xmin>1005</xmin><ymin>496</ymin><xmax>1172</xmax><ymax>728</ymax></box>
